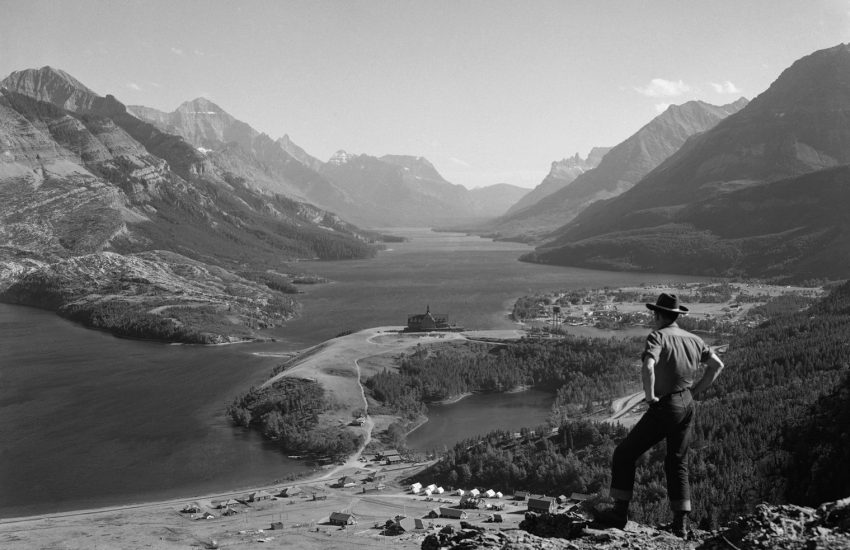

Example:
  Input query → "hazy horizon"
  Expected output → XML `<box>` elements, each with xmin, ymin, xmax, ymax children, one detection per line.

<box><xmin>2</xmin><ymin>0</ymin><xmax>849</xmax><ymax>189</ymax></box>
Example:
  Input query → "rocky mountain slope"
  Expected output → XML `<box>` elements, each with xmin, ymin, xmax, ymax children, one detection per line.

<box><xmin>128</xmin><ymin>97</ymin><xmax>346</xmax><ymax>206</ymax></box>
<box><xmin>503</xmin><ymin>147</ymin><xmax>610</xmax><ymax>216</ymax></box>
<box><xmin>0</xmin><ymin>67</ymin><xmax>378</xmax><ymax>342</ymax></box>
<box><xmin>525</xmin><ymin>43</ymin><xmax>850</xmax><ymax>280</ymax></box>
<box><xmin>484</xmin><ymin>99</ymin><xmax>747</xmax><ymax>241</ymax></box>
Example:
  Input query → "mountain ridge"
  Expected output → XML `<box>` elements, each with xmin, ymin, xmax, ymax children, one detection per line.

<box><xmin>481</xmin><ymin>98</ymin><xmax>747</xmax><ymax>241</ymax></box>
<box><xmin>525</xmin><ymin>43</ymin><xmax>850</xmax><ymax>280</ymax></box>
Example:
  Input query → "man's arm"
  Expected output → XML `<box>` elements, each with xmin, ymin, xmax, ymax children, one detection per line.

<box><xmin>642</xmin><ymin>356</ymin><xmax>658</xmax><ymax>404</ymax></box>
<box><xmin>691</xmin><ymin>352</ymin><xmax>725</xmax><ymax>398</ymax></box>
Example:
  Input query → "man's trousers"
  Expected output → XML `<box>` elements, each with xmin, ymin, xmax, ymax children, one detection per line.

<box><xmin>609</xmin><ymin>389</ymin><xmax>695</xmax><ymax>512</ymax></box>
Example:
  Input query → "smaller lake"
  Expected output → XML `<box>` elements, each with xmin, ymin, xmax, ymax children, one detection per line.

<box><xmin>406</xmin><ymin>390</ymin><xmax>555</xmax><ymax>452</ymax></box>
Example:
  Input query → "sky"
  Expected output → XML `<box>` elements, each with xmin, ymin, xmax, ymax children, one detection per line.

<box><xmin>2</xmin><ymin>0</ymin><xmax>849</xmax><ymax>189</ymax></box>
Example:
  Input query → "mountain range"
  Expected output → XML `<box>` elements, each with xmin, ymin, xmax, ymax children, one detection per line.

<box><xmin>129</xmin><ymin>99</ymin><xmax>528</xmax><ymax>228</ymax></box>
<box><xmin>0</xmin><ymin>67</ymin><xmax>378</xmax><ymax>342</ymax></box>
<box><xmin>480</xmin><ymin>98</ymin><xmax>748</xmax><ymax>241</ymax></box>
<box><xmin>524</xmin><ymin>43</ymin><xmax>850</xmax><ymax>280</ymax></box>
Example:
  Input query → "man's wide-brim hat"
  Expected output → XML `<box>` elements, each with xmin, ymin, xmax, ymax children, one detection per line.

<box><xmin>646</xmin><ymin>293</ymin><xmax>689</xmax><ymax>314</ymax></box>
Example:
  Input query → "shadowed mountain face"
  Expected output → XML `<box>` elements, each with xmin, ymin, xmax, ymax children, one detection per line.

<box><xmin>484</xmin><ymin>99</ymin><xmax>747</xmax><ymax>241</ymax></box>
<box><xmin>0</xmin><ymin>68</ymin><xmax>379</xmax><ymax>342</ymax></box>
<box><xmin>527</xmin><ymin>43</ymin><xmax>850</xmax><ymax>280</ymax></box>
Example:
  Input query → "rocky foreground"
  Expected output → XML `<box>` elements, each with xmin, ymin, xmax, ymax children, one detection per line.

<box><xmin>423</xmin><ymin>497</ymin><xmax>850</xmax><ymax>550</ymax></box>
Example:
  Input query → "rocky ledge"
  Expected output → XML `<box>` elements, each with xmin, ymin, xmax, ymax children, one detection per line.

<box><xmin>423</xmin><ymin>497</ymin><xmax>850</xmax><ymax>550</ymax></box>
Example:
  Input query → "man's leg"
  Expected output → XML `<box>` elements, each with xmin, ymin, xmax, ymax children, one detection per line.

<box><xmin>610</xmin><ymin>406</ymin><xmax>668</xmax><ymax>502</ymax></box>
<box><xmin>597</xmin><ymin>406</ymin><xmax>667</xmax><ymax>528</ymax></box>
<box><xmin>665</xmin><ymin>395</ymin><xmax>694</xmax><ymax>536</ymax></box>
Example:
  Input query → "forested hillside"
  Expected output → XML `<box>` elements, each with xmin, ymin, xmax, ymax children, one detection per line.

<box><xmin>414</xmin><ymin>280</ymin><xmax>850</xmax><ymax>529</ymax></box>
<box><xmin>365</xmin><ymin>338</ymin><xmax>644</xmax><ymax>419</ymax></box>
<box><xmin>227</xmin><ymin>377</ymin><xmax>363</xmax><ymax>458</ymax></box>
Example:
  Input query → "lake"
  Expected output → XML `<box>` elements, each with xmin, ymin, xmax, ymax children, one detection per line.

<box><xmin>0</xmin><ymin>228</ymin><xmax>702</xmax><ymax>517</ymax></box>
<box><xmin>406</xmin><ymin>390</ymin><xmax>556</xmax><ymax>453</ymax></box>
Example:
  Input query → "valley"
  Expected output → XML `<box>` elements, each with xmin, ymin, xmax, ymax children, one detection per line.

<box><xmin>2</xmin><ymin>25</ymin><xmax>850</xmax><ymax>549</ymax></box>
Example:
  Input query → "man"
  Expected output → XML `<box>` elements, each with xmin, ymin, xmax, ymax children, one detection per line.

<box><xmin>594</xmin><ymin>293</ymin><xmax>725</xmax><ymax>537</ymax></box>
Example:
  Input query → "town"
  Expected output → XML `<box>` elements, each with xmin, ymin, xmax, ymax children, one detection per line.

<box><xmin>511</xmin><ymin>281</ymin><xmax>825</xmax><ymax>336</ymax></box>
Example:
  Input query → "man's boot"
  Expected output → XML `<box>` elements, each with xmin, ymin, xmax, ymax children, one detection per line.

<box><xmin>593</xmin><ymin>499</ymin><xmax>629</xmax><ymax>529</ymax></box>
<box><xmin>671</xmin><ymin>511</ymin><xmax>690</xmax><ymax>538</ymax></box>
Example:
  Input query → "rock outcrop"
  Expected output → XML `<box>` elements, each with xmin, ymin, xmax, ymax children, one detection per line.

<box><xmin>425</xmin><ymin>498</ymin><xmax>850</xmax><ymax>550</ymax></box>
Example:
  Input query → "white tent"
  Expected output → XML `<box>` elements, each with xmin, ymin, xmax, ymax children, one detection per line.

<box><xmin>410</xmin><ymin>482</ymin><xmax>422</xmax><ymax>491</ymax></box>
<box><xmin>469</xmin><ymin>489</ymin><xmax>480</xmax><ymax>497</ymax></box>
<box><xmin>426</xmin><ymin>484</ymin><xmax>437</xmax><ymax>492</ymax></box>
<box><xmin>424</xmin><ymin>489</ymin><xmax>433</xmax><ymax>496</ymax></box>
<box><xmin>495</xmin><ymin>492</ymin><xmax>504</xmax><ymax>499</ymax></box>
<box><xmin>484</xmin><ymin>489</ymin><xmax>496</xmax><ymax>498</ymax></box>
<box><xmin>436</xmin><ymin>487</ymin><xmax>445</xmax><ymax>494</ymax></box>
<box><xmin>456</xmin><ymin>489</ymin><xmax>465</xmax><ymax>496</ymax></box>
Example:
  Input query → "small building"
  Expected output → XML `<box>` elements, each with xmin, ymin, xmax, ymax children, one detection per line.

<box><xmin>528</xmin><ymin>496</ymin><xmax>556</xmax><ymax>514</ymax></box>
<box><xmin>492</xmin><ymin>513</ymin><xmax>503</xmax><ymax>523</ymax></box>
<box><xmin>249</xmin><ymin>490</ymin><xmax>272</xmax><ymax>502</ymax></box>
<box><xmin>427</xmin><ymin>508</ymin><xmax>440</xmax><ymax>519</ymax></box>
<box><xmin>215</xmin><ymin>498</ymin><xmax>240</xmax><ymax>509</ymax></box>
<box><xmin>439</xmin><ymin>507</ymin><xmax>468</xmax><ymax>520</ymax></box>
<box><xmin>569</xmin><ymin>492</ymin><xmax>592</xmax><ymax>503</ymax></box>
<box><xmin>270</xmin><ymin>521</ymin><xmax>284</xmax><ymax>530</ymax></box>
<box><xmin>514</xmin><ymin>491</ymin><xmax>528</xmax><ymax>501</ymax></box>
<box><xmin>557</xmin><ymin>495</ymin><xmax>568</xmax><ymax>504</ymax></box>
<box><xmin>329</xmin><ymin>512</ymin><xmax>357</xmax><ymax>526</ymax></box>
<box><xmin>393</xmin><ymin>516</ymin><xmax>415</xmax><ymax>532</ymax></box>
<box><xmin>385</xmin><ymin>455</ymin><xmax>402</xmax><ymax>465</ymax></box>
<box><xmin>379</xmin><ymin>449</ymin><xmax>400</xmax><ymax>459</ymax></box>
<box><xmin>414</xmin><ymin>518</ymin><xmax>425</xmax><ymax>530</ymax></box>
<box><xmin>337</xmin><ymin>476</ymin><xmax>357</xmax><ymax>488</ymax></box>
<box><xmin>181</xmin><ymin>503</ymin><xmax>202</xmax><ymax>513</ymax></box>
<box><xmin>222</xmin><ymin>507</ymin><xmax>238</xmax><ymax>516</ymax></box>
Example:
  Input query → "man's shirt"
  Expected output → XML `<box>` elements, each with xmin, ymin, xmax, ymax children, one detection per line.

<box><xmin>642</xmin><ymin>322</ymin><xmax>711</xmax><ymax>396</ymax></box>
